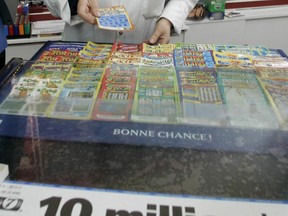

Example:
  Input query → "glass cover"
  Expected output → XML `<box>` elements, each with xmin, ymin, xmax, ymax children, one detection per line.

<box><xmin>0</xmin><ymin>41</ymin><xmax>288</xmax><ymax>205</ymax></box>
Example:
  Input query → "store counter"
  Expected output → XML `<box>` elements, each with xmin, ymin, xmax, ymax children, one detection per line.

<box><xmin>0</xmin><ymin>41</ymin><xmax>287</xmax><ymax>215</ymax></box>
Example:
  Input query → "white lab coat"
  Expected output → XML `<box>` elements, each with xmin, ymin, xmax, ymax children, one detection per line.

<box><xmin>44</xmin><ymin>0</ymin><xmax>198</xmax><ymax>43</ymax></box>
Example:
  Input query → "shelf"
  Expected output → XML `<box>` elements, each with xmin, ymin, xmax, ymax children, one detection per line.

<box><xmin>7</xmin><ymin>35</ymin><xmax>62</xmax><ymax>45</ymax></box>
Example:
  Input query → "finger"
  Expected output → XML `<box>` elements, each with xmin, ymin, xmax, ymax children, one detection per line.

<box><xmin>77</xmin><ymin>0</ymin><xmax>97</xmax><ymax>24</ymax></box>
<box><xmin>148</xmin><ymin>30</ymin><xmax>161</xmax><ymax>44</ymax></box>
<box><xmin>79</xmin><ymin>11</ymin><xmax>96</xmax><ymax>24</ymax></box>
<box><xmin>89</xmin><ymin>0</ymin><xmax>100</xmax><ymax>17</ymax></box>
<box><xmin>196</xmin><ymin>8</ymin><xmax>202</xmax><ymax>17</ymax></box>
<box><xmin>188</xmin><ymin>9</ymin><xmax>196</xmax><ymax>18</ymax></box>
<box><xmin>158</xmin><ymin>35</ymin><xmax>169</xmax><ymax>44</ymax></box>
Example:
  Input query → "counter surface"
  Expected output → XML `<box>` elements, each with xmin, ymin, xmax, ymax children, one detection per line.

<box><xmin>0</xmin><ymin>41</ymin><xmax>288</xmax><ymax>206</ymax></box>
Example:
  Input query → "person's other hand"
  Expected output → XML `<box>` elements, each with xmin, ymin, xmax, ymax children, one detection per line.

<box><xmin>148</xmin><ymin>18</ymin><xmax>172</xmax><ymax>44</ymax></box>
<box><xmin>77</xmin><ymin>0</ymin><xmax>100</xmax><ymax>24</ymax></box>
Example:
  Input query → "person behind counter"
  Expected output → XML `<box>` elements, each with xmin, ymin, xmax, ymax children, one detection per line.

<box><xmin>0</xmin><ymin>0</ymin><xmax>13</xmax><ymax>69</ymax></box>
<box><xmin>44</xmin><ymin>0</ymin><xmax>199</xmax><ymax>44</ymax></box>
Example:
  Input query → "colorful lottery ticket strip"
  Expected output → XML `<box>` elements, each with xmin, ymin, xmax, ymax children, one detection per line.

<box><xmin>174</xmin><ymin>46</ymin><xmax>215</xmax><ymax>68</ymax></box>
<box><xmin>174</xmin><ymin>44</ymin><xmax>223</xmax><ymax>126</ymax></box>
<box><xmin>176</xmin><ymin>67</ymin><xmax>225</xmax><ymax>126</ymax></box>
<box><xmin>132</xmin><ymin>66</ymin><xmax>181</xmax><ymax>123</ymax></box>
<box><xmin>256</xmin><ymin>66</ymin><xmax>288</xmax><ymax>130</ymax></box>
<box><xmin>0</xmin><ymin>57</ymin><xmax>74</xmax><ymax>117</ymax></box>
<box><xmin>131</xmin><ymin>44</ymin><xmax>181</xmax><ymax>123</ymax></box>
<box><xmin>252</xmin><ymin>53</ymin><xmax>288</xmax><ymax>129</ymax></box>
<box><xmin>92</xmin><ymin>65</ymin><xmax>138</xmax><ymax>121</ymax></box>
<box><xmin>216</xmin><ymin>66</ymin><xmax>279</xmax><ymax>128</ymax></box>
<box><xmin>49</xmin><ymin>42</ymin><xmax>112</xmax><ymax>119</ymax></box>
<box><xmin>92</xmin><ymin>42</ymin><xmax>140</xmax><ymax>120</ymax></box>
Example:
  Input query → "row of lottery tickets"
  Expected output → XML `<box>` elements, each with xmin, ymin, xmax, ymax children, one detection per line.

<box><xmin>0</xmin><ymin>41</ymin><xmax>288</xmax><ymax>130</ymax></box>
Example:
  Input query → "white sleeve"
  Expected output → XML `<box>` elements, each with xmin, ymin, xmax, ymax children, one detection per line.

<box><xmin>43</xmin><ymin>0</ymin><xmax>83</xmax><ymax>26</ymax></box>
<box><xmin>160</xmin><ymin>0</ymin><xmax>198</xmax><ymax>34</ymax></box>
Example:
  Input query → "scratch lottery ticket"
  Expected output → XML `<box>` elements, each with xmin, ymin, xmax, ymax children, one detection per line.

<box><xmin>92</xmin><ymin>83</ymin><xmax>135</xmax><ymax>121</ymax></box>
<box><xmin>180</xmin><ymin>83</ymin><xmax>226</xmax><ymax>127</ymax></box>
<box><xmin>46</xmin><ymin>42</ymin><xmax>86</xmax><ymax>52</ymax></box>
<box><xmin>214</xmin><ymin>44</ymin><xmax>270</xmax><ymax>56</ymax></box>
<box><xmin>48</xmin><ymin>82</ymin><xmax>100</xmax><ymax>119</ymax></box>
<box><xmin>138</xmin><ymin>79</ymin><xmax>175</xmax><ymax>89</ymax></box>
<box><xmin>252</xmin><ymin>57</ymin><xmax>288</xmax><ymax>68</ymax></box>
<box><xmin>85</xmin><ymin>41</ymin><xmax>112</xmax><ymax>51</ymax></box>
<box><xmin>104</xmin><ymin>67</ymin><xmax>137</xmax><ymax>77</ymax></box>
<box><xmin>67</xmin><ymin>75</ymin><xmax>100</xmax><ymax>83</ymax></box>
<box><xmin>140</xmin><ymin>46</ymin><xmax>174</xmax><ymax>66</ymax></box>
<box><xmin>218</xmin><ymin>78</ymin><xmax>267</xmax><ymax>105</ymax></box>
<box><xmin>108</xmin><ymin>42</ymin><xmax>143</xmax><ymax>65</ymax></box>
<box><xmin>178</xmin><ymin>68</ymin><xmax>221</xmax><ymax>104</ymax></box>
<box><xmin>258</xmin><ymin>78</ymin><xmax>288</xmax><ymax>88</ymax></box>
<box><xmin>0</xmin><ymin>81</ymin><xmax>61</xmax><ymax>116</ymax></box>
<box><xmin>78</xmin><ymin>50</ymin><xmax>110</xmax><ymax>61</ymax></box>
<box><xmin>175</xmin><ymin>43</ymin><xmax>215</xmax><ymax>51</ymax></box>
<box><xmin>174</xmin><ymin>49</ymin><xmax>214</xmax><ymax>68</ymax></box>
<box><xmin>131</xmin><ymin>93</ymin><xmax>181</xmax><ymax>123</ymax></box>
<box><xmin>70</xmin><ymin>67</ymin><xmax>104</xmax><ymax>81</ymax></box>
<box><xmin>215</xmin><ymin>65</ymin><xmax>256</xmax><ymax>74</ymax></box>
<box><xmin>96</xmin><ymin>5</ymin><xmax>134</xmax><ymax>31</ymax></box>
<box><xmin>137</xmin><ymin>73</ymin><xmax>177</xmax><ymax>91</ymax></box>
<box><xmin>112</xmin><ymin>42</ymin><xmax>143</xmax><ymax>53</ymax></box>
<box><xmin>102</xmin><ymin>68</ymin><xmax>136</xmax><ymax>84</ymax></box>
<box><xmin>177</xmin><ymin>68</ymin><xmax>227</xmax><ymax>126</ymax></box>
<box><xmin>175</xmin><ymin>43</ymin><xmax>198</xmax><ymax>51</ymax></box>
<box><xmin>109</xmin><ymin>57</ymin><xmax>141</xmax><ymax>65</ymax></box>
<box><xmin>78</xmin><ymin>43</ymin><xmax>112</xmax><ymax>61</ymax></box>
<box><xmin>143</xmin><ymin>52</ymin><xmax>172</xmax><ymax>59</ymax></box>
<box><xmin>181</xmin><ymin>83</ymin><xmax>222</xmax><ymax>103</ymax></box>
<box><xmin>218</xmin><ymin>78</ymin><xmax>278</xmax><ymax>128</ymax></box>
<box><xmin>112</xmin><ymin>52</ymin><xmax>142</xmax><ymax>59</ymax></box>
<box><xmin>260</xmin><ymin>84</ymin><xmax>288</xmax><ymax>129</ymax></box>
<box><xmin>216</xmin><ymin>71</ymin><xmax>256</xmax><ymax>80</ymax></box>
<box><xmin>143</xmin><ymin>43</ymin><xmax>175</xmax><ymax>53</ymax></box>
<box><xmin>139</xmin><ymin>66</ymin><xmax>175</xmax><ymax>77</ymax></box>
<box><xmin>132</xmin><ymin>65</ymin><xmax>180</xmax><ymax>123</ymax></box>
<box><xmin>74</xmin><ymin>57</ymin><xmax>108</xmax><ymax>68</ymax></box>
<box><xmin>213</xmin><ymin>52</ymin><xmax>253</xmax><ymax>67</ymax></box>
<box><xmin>102</xmin><ymin>75</ymin><xmax>134</xmax><ymax>84</ymax></box>
<box><xmin>256</xmin><ymin>67</ymin><xmax>288</xmax><ymax>80</ymax></box>
<box><xmin>38</xmin><ymin>46</ymin><xmax>81</xmax><ymax>63</ymax></box>
<box><xmin>23</xmin><ymin>64</ymin><xmax>70</xmax><ymax>80</ymax></box>
<box><xmin>141</xmin><ymin>57</ymin><xmax>174</xmax><ymax>67</ymax></box>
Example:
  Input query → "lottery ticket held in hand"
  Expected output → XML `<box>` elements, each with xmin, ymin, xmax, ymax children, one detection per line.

<box><xmin>96</xmin><ymin>5</ymin><xmax>134</xmax><ymax>31</ymax></box>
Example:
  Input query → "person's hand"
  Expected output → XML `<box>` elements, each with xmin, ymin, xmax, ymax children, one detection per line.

<box><xmin>77</xmin><ymin>0</ymin><xmax>100</xmax><ymax>24</ymax></box>
<box><xmin>148</xmin><ymin>18</ymin><xmax>172</xmax><ymax>45</ymax></box>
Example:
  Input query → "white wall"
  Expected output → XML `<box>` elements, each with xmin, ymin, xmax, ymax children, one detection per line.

<box><xmin>184</xmin><ymin>6</ymin><xmax>288</xmax><ymax>54</ymax></box>
<box><xmin>184</xmin><ymin>19</ymin><xmax>246</xmax><ymax>45</ymax></box>
<box><xmin>242</xmin><ymin>17</ymin><xmax>288</xmax><ymax>54</ymax></box>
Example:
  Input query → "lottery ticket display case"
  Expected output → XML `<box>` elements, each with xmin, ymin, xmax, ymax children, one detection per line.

<box><xmin>0</xmin><ymin>41</ymin><xmax>288</xmax><ymax>215</ymax></box>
